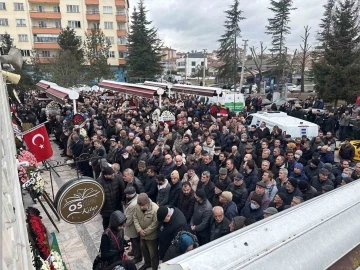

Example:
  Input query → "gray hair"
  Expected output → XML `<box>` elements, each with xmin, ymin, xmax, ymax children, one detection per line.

<box><xmin>202</xmin><ymin>171</ymin><xmax>210</xmax><ymax>178</ymax></box>
<box><xmin>279</xmin><ymin>168</ymin><xmax>288</xmax><ymax>176</ymax></box>
<box><xmin>212</xmin><ymin>206</ymin><xmax>224</xmax><ymax>214</ymax></box>
<box><xmin>123</xmin><ymin>168</ymin><xmax>134</xmax><ymax>178</ymax></box>
<box><xmin>293</xmin><ymin>196</ymin><xmax>304</xmax><ymax>203</ymax></box>
<box><xmin>112</xmin><ymin>163</ymin><xmax>120</xmax><ymax>172</ymax></box>
<box><xmin>263</xmin><ymin>149</ymin><xmax>271</xmax><ymax>155</ymax></box>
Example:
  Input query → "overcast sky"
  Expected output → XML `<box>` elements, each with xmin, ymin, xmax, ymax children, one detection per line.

<box><xmin>128</xmin><ymin>0</ymin><xmax>328</xmax><ymax>53</ymax></box>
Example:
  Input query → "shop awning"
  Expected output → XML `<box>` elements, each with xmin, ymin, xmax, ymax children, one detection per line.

<box><xmin>99</xmin><ymin>80</ymin><xmax>160</xmax><ymax>99</ymax></box>
<box><xmin>171</xmin><ymin>84</ymin><xmax>222</xmax><ymax>97</ymax></box>
<box><xmin>45</xmin><ymin>85</ymin><xmax>71</xmax><ymax>104</ymax></box>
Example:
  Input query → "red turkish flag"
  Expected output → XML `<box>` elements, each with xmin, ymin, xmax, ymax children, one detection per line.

<box><xmin>23</xmin><ymin>125</ymin><xmax>53</xmax><ymax>162</ymax></box>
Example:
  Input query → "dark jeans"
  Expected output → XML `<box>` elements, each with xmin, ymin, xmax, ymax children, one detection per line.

<box><xmin>130</xmin><ymin>237</ymin><xmax>142</xmax><ymax>261</ymax></box>
<box><xmin>140</xmin><ymin>238</ymin><xmax>159</xmax><ymax>270</ymax></box>
<box><xmin>102</xmin><ymin>216</ymin><xmax>110</xmax><ymax>230</ymax></box>
<box><xmin>339</xmin><ymin>126</ymin><xmax>347</xmax><ymax>141</ymax></box>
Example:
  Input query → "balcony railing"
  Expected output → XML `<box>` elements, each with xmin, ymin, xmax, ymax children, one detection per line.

<box><xmin>116</xmin><ymin>11</ymin><xmax>126</xmax><ymax>15</ymax></box>
<box><xmin>86</xmin><ymin>10</ymin><xmax>99</xmax><ymax>14</ymax></box>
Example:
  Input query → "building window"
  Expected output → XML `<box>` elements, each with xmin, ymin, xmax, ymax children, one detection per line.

<box><xmin>118</xmin><ymin>51</ymin><xmax>127</xmax><ymax>59</ymax></box>
<box><xmin>117</xmin><ymin>36</ymin><xmax>127</xmax><ymax>44</ymax></box>
<box><xmin>55</xmin><ymin>21</ymin><xmax>61</xmax><ymax>28</ymax></box>
<box><xmin>34</xmin><ymin>35</ymin><xmax>58</xmax><ymax>43</ymax></box>
<box><xmin>106</xmin><ymin>37</ymin><xmax>114</xmax><ymax>44</ymax></box>
<box><xmin>108</xmin><ymin>51</ymin><xmax>115</xmax><ymax>58</ymax></box>
<box><xmin>21</xmin><ymin>50</ymin><xmax>30</xmax><ymax>57</ymax></box>
<box><xmin>0</xmin><ymin>18</ymin><xmax>8</xmax><ymax>26</ymax></box>
<box><xmin>54</xmin><ymin>6</ymin><xmax>60</xmax><ymax>13</ymax></box>
<box><xmin>191</xmin><ymin>61</ymin><xmax>196</xmax><ymax>66</ymax></box>
<box><xmin>16</xmin><ymin>19</ymin><xmax>26</xmax><ymax>27</ymax></box>
<box><xmin>38</xmin><ymin>21</ymin><xmax>47</xmax><ymax>28</ymax></box>
<box><xmin>68</xmin><ymin>21</ymin><xmax>81</xmax><ymax>28</ymax></box>
<box><xmin>18</xmin><ymin>34</ymin><xmax>28</xmax><ymax>42</ymax></box>
<box><xmin>14</xmin><ymin>3</ymin><xmax>24</xmax><ymax>11</ymax></box>
<box><xmin>0</xmin><ymin>3</ymin><xmax>6</xmax><ymax>10</ymax></box>
<box><xmin>117</xmin><ymin>23</ymin><xmax>126</xmax><ymax>30</ymax></box>
<box><xmin>67</xmin><ymin>5</ymin><xmax>79</xmax><ymax>13</ymax></box>
<box><xmin>201</xmin><ymin>61</ymin><xmax>204</xmax><ymax>66</ymax></box>
<box><xmin>103</xmin><ymin>6</ymin><xmax>112</xmax><ymax>14</ymax></box>
<box><xmin>42</xmin><ymin>51</ymin><xmax>50</xmax><ymax>57</ymax></box>
<box><xmin>116</xmin><ymin>9</ymin><xmax>125</xmax><ymax>15</ymax></box>
<box><xmin>104</xmin><ymin>22</ymin><xmax>113</xmax><ymax>29</ymax></box>
<box><xmin>191</xmin><ymin>68</ymin><xmax>196</xmax><ymax>73</ymax></box>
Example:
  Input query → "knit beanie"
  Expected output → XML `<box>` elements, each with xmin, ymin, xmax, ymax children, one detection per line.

<box><xmin>288</xmin><ymin>178</ymin><xmax>298</xmax><ymax>188</ymax></box>
<box><xmin>178</xmin><ymin>234</ymin><xmax>194</xmax><ymax>254</ymax></box>
<box><xmin>298</xmin><ymin>180</ymin><xmax>309</xmax><ymax>192</ymax></box>
<box><xmin>195</xmin><ymin>188</ymin><xmax>206</xmax><ymax>201</ymax></box>
<box><xmin>251</xmin><ymin>194</ymin><xmax>262</xmax><ymax>206</ymax></box>
<box><xmin>157</xmin><ymin>206</ymin><xmax>169</xmax><ymax>222</ymax></box>
<box><xmin>215</xmin><ymin>182</ymin><xmax>226</xmax><ymax>192</ymax></box>
<box><xmin>232</xmin><ymin>216</ymin><xmax>246</xmax><ymax>230</ymax></box>
<box><xmin>311</xmin><ymin>158</ymin><xmax>320</xmax><ymax>166</ymax></box>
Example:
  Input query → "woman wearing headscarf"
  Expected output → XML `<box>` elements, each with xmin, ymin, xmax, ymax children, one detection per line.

<box><xmin>163</xmin><ymin>231</ymin><xmax>199</xmax><ymax>262</ymax></box>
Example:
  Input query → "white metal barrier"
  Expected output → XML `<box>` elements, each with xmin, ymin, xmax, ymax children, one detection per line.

<box><xmin>160</xmin><ymin>180</ymin><xmax>360</xmax><ymax>270</ymax></box>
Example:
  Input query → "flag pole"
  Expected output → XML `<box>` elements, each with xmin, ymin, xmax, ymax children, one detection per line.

<box><xmin>22</xmin><ymin>121</ymin><xmax>49</xmax><ymax>136</ymax></box>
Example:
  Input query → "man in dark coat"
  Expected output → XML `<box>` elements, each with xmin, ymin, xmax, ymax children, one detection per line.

<box><xmin>197</xmin><ymin>171</ymin><xmax>215</xmax><ymax>203</ymax></box>
<box><xmin>145</xmin><ymin>166</ymin><xmax>158</xmax><ymax>202</ymax></box>
<box><xmin>243</xmin><ymin>160</ymin><xmax>258</xmax><ymax>193</ymax></box>
<box><xmin>278</xmin><ymin>178</ymin><xmax>303</xmax><ymax>205</ymax></box>
<box><xmin>70</xmin><ymin>134</ymin><xmax>83</xmax><ymax>159</ymax></box>
<box><xmin>157</xmin><ymin>206</ymin><xmax>187</xmax><ymax>260</ymax></box>
<box><xmin>310</xmin><ymin>168</ymin><xmax>334</xmax><ymax>192</ymax></box>
<box><xmin>177</xmin><ymin>182</ymin><xmax>196</xmax><ymax>223</ymax></box>
<box><xmin>173</xmin><ymin>155</ymin><xmax>188</xmax><ymax>180</ymax></box>
<box><xmin>97</xmin><ymin>167</ymin><xmax>125</xmax><ymax>229</ymax></box>
<box><xmin>148</xmin><ymin>146</ymin><xmax>165</xmax><ymax>173</ymax></box>
<box><xmin>209</xmin><ymin>206</ymin><xmax>230</xmax><ymax>242</ymax></box>
<box><xmin>219</xmin><ymin>191</ymin><xmax>238</xmax><ymax>221</ymax></box>
<box><xmin>226</xmin><ymin>173</ymin><xmax>248</xmax><ymax>214</ymax></box>
<box><xmin>241</xmin><ymin>194</ymin><xmax>264</xmax><ymax>221</ymax></box>
<box><xmin>197</xmin><ymin>153</ymin><xmax>217</xmax><ymax>182</ymax></box>
<box><xmin>123</xmin><ymin>168</ymin><xmax>144</xmax><ymax>194</ymax></box>
<box><xmin>256</xmin><ymin>121</ymin><xmax>271</xmax><ymax>139</ymax></box>
<box><xmin>119</xmin><ymin>149</ymin><xmax>137</xmax><ymax>172</ymax></box>
<box><xmin>190</xmin><ymin>189</ymin><xmax>212</xmax><ymax>246</ymax></box>
<box><xmin>160</xmin><ymin>154</ymin><xmax>175</xmax><ymax>181</ymax></box>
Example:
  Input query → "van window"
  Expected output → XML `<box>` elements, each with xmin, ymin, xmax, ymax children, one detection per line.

<box><xmin>246</xmin><ymin>115</ymin><xmax>253</xmax><ymax>125</ymax></box>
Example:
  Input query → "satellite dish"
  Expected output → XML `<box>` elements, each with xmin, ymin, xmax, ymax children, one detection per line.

<box><xmin>68</xmin><ymin>90</ymin><xmax>79</xmax><ymax>100</ymax></box>
<box><xmin>92</xmin><ymin>85</ymin><xmax>99</xmax><ymax>91</ymax></box>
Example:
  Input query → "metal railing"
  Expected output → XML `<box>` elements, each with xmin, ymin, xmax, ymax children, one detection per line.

<box><xmin>86</xmin><ymin>10</ymin><xmax>99</xmax><ymax>14</ymax></box>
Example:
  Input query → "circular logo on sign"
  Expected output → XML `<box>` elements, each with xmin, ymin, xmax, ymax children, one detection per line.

<box><xmin>54</xmin><ymin>177</ymin><xmax>105</xmax><ymax>224</ymax></box>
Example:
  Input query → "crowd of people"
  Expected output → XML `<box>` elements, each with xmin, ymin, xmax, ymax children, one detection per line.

<box><xmin>15</xmin><ymin>91</ymin><xmax>360</xmax><ymax>270</ymax></box>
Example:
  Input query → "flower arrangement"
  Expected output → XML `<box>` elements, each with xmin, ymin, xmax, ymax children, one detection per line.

<box><xmin>18</xmin><ymin>149</ymin><xmax>38</xmax><ymax>183</ymax></box>
<box><xmin>49</xmin><ymin>250</ymin><xmax>66</xmax><ymax>270</ymax></box>
<box><xmin>26</xmin><ymin>207</ymin><xmax>50</xmax><ymax>260</ymax></box>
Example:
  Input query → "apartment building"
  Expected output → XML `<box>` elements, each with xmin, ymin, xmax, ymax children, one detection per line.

<box><xmin>0</xmin><ymin>0</ymin><xmax>129</xmax><ymax>68</ymax></box>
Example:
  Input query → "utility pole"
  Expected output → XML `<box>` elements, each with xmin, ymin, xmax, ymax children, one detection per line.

<box><xmin>239</xmin><ymin>39</ymin><xmax>248</xmax><ymax>92</ymax></box>
<box><xmin>184</xmin><ymin>52</ymin><xmax>188</xmax><ymax>82</ymax></box>
<box><xmin>202</xmin><ymin>49</ymin><xmax>207</xmax><ymax>86</ymax></box>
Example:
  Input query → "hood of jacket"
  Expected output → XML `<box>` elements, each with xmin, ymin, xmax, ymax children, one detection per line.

<box><xmin>109</xmin><ymin>210</ymin><xmax>127</xmax><ymax>230</ymax></box>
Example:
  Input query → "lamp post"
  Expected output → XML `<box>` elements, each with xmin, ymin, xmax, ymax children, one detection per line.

<box><xmin>157</xmin><ymin>88</ymin><xmax>165</xmax><ymax>108</ymax></box>
<box><xmin>167</xmin><ymin>83</ymin><xmax>172</xmax><ymax>99</ymax></box>
<box><xmin>68</xmin><ymin>90</ymin><xmax>80</xmax><ymax>114</ymax></box>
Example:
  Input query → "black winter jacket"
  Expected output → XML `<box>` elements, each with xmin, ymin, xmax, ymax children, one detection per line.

<box><xmin>226</xmin><ymin>182</ymin><xmax>248</xmax><ymax>213</ymax></box>
<box><xmin>209</xmin><ymin>217</ymin><xmax>230</xmax><ymax>242</ymax></box>
<box><xmin>97</xmin><ymin>174</ymin><xmax>125</xmax><ymax>217</ymax></box>
<box><xmin>177</xmin><ymin>191</ymin><xmax>196</xmax><ymax>222</ymax></box>
<box><xmin>158</xmin><ymin>207</ymin><xmax>187</xmax><ymax>260</ymax></box>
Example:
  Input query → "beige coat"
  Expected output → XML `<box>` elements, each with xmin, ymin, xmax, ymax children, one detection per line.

<box><xmin>124</xmin><ymin>195</ymin><xmax>139</xmax><ymax>239</ymax></box>
<box><xmin>182</xmin><ymin>173</ymin><xmax>199</xmax><ymax>191</ymax></box>
<box><xmin>133</xmin><ymin>199</ymin><xmax>159</xmax><ymax>240</ymax></box>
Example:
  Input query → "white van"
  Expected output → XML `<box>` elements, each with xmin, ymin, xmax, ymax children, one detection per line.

<box><xmin>207</xmin><ymin>91</ymin><xmax>245</xmax><ymax>113</ymax></box>
<box><xmin>246</xmin><ymin>111</ymin><xmax>319</xmax><ymax>139</ymax></box>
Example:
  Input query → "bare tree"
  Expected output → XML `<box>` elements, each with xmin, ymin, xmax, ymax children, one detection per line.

<box><xmin>249</xmin><ymin>42</ymin><xmax>267</xmax><ymax>91</ymax></box>
<box><xmin>299</xmin><ymin>26</ymin><xmax>312</xmax><ymax>92</ymax></box>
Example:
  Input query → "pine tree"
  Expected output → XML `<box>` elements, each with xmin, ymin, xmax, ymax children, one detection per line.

<box><xmin>313</xmin><ymin>0</ymin><xmax>360</xmax><ymax>105</ymax></box>
<box><xmin>84</xmin><ymin>27</ymin><xmax>112</xmax><ymax>83</ymax></box>
<box><xmin>58</xmin><ymin>27</ymin><xmax>84</xmax><ymax>61</ymax></box>
<box><xmin>265</xmin><ymin>0</ymin><xmax>296</xmax><ymax>90</ymax></box>
<box><xmin>317</xmin><ymin>0</ymin><xmax>336</xmax><ymax>49</ymax></box>
<box><xmin>126</xmin><ymin>0</ymin><xmax>163</xmax><ymax>81</ymax></box>
<box><xmin>217</xmin><ymin>0</ymin><xmax>244</xmax><ymax>85</ymax></box>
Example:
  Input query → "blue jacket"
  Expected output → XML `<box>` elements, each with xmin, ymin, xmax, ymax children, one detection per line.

<box><xmin>241</xmin><ymin>202</ymin><xmax>264</xmax><ymax>221</ymax></box>
<box><xmin>289</xmin><ymin>171</ymin><xmax>308</xmax><ymax>182</ymax></box>
<box><xmin>160</xmin><ymin>162</ymin><xmax>175</xmax><ymax>181</ymax></box>
<box><xmin>197</xmin><ymin>161</ymin><xmax>217</xmax><ymax>182</ymax></box>
<box><xmin>320</xmin><ymin>152</ymin><xmax>334</xmax><ymax>164</ymax></box>
<box><xmin>223</xmin><ymin>201</ymin><xmax>238</xmax><ymax>221</ymax></box>
<box><xmin>244</xmin><ymin>169</ymin><xmax>258</xmax><ymax>193</ymax></box>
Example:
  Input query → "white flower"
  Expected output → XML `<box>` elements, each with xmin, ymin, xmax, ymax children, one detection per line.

<box><xmin>39</xmin><ymin>257</ymin><xmax>51</xmax><ymax>270</ymax></box>
<box><xmin>50</xmin><ymin>250</ymin><xmax>65</xmax><ymax>270</ymax></box>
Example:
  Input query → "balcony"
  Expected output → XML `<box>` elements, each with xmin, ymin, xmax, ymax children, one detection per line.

<box><xmin>117</xmin><ymin>29</ymin><xmax>126</xmax><ymax>36</ymax></box>
<box><xmin>38</xmin><ymin>57</ymin><xmax>55</xmax><ymax>63</ymax></box>
<box><xmin>30</xmin><ymin>11</ymin><xmax>61</xmax><ymax>19</ymax></box>
<box><xmin>115</xmin><ymin>0</ymin><xmax>126</xmax><ymax>6</ymax></box>
<box><xmin>85</xmin><ymin>0</ymin><xmax>99</xmax><ymax>4</ymax></box>
<box><xmin>87</xmin><ymin>28</ymin><xmax>102</xmax><ymax>34</ymax></box>
<box><xmin>34</xmin><ymin>43</ymin><xmax>60</xmax><ymax>49</ymax></box>
<box><xmin>118</xmin><ymin>45</ymin><xmax>127</xmax><ymax>51</ymax></box>
<box><xmin>116</xmin><ymin>12</ymin><xmax>126</xmax><ymax>22</ymax></box>
<box><xmin>28</xmin><ymin>0</ymin><xmax>60</xmax><ymax>3</ymax></box>
<box><xmin>118</xmin><ymin>59</ymin><xmax>126</xmax><ymax>65</ymax></box>
<box><xmin>86</xmin><ymin>11</ymin><xmax>100</xmax><ymax>20</ymax></box>
<box><xmin>32</xmin><ymin>26</ymin><xmax>61</xmax><ymax>34</ymax></box>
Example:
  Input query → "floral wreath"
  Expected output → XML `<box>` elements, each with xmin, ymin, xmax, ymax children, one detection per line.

<box><xmin>26</xmin><ymin>207</ymin><xmax>50</xmax><ymax>260</ymax></box>
<box><xmin>22</xmin><ymin>170</ymin><xmax>47</xmax><ymax>199</ymax></box>
<box><xmin>38</xmin><ymin>250</ymin><xmax>66</xmax><ymax>270</ymax></box>
<box><xmin>18</xmin><ymin>149</ymin><xmax>38</xmax><ymax>183</ymax></box>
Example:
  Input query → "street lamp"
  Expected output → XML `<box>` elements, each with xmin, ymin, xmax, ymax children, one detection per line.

<box><xmin>68</xmin><ymin>90</ymin><xmax>80</xmax><ymax>114</ymax></box>
<box><xmin>157</xmin><ymin>88</ymin><xmax>164</xmax><ymax>108</ymax></box>
<box><xmin>167</xmin><ymin>83</ymin><xmax>172</xmax><ymax>99</ymax></box>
